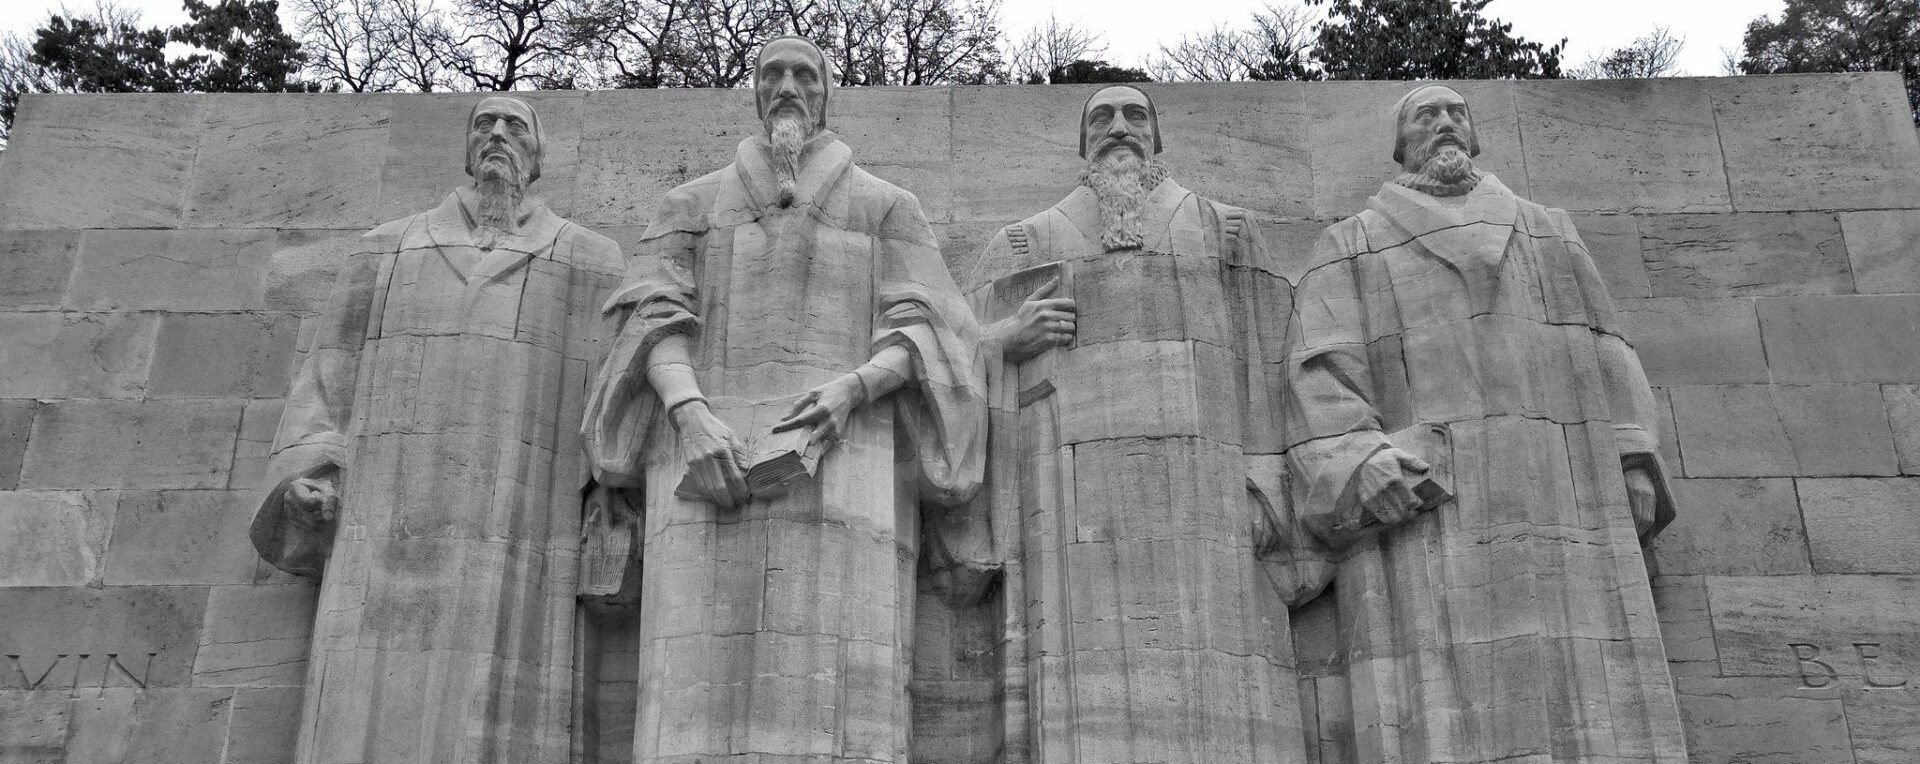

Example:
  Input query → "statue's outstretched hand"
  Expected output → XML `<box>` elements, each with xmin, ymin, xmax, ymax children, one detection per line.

<box><xmin>284</xmin><ymin>474</ymin><xmax>341</xmax><ymax>528</ymax></box>
<box><xmin>992</xmin><ymin>278</ymin><xmax>1076</xmax><ymax>363</ymax></box>
<box><xmin>671</xmin><ymin>401</ymin><xmax>749</xmax><ymax>508</ymax></box>
<box><xmin>774</xmin><ymin>375</ymin><xmax>864</xmax><ymax>453</ymax></box>
<box><xmin>1354</xmin><ymin>447</ymin><xmax>1432</xmax><ymax>528</ymax></box>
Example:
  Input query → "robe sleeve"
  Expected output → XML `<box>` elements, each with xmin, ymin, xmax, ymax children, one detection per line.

<box><xmin>250</xmin><ymin>229</ymin><xmax>392</xmax><ymax>577</ymax></box>
<box><xmin>580</xmin><ymin>188</ymin><xmax>705</xmax><ymax>489</ymax></box>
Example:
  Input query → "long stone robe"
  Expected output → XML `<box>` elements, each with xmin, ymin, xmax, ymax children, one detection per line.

<box><xmin>581</xmin><ymin>133</ymin><xmax>985</xmax><ymax>763</ymax></box>
<box><xmin>250</xmin><ymin>188</ymin><xmax>622</xmax><ymax>763</ymax></box>
<box><xmin>967</xmin><ymin>178</ymin><xmax>1304</xmax><ymax>763</ymax></box>
<box><xmin>1280</xmin><ymin>176</ymin><xmax>1684</xmax><ymax>763</ymax></box>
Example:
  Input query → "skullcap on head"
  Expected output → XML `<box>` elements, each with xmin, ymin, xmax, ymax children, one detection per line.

<box><xmin>1391</xmin><ymin>83</ymin><xmax>1479</xmax><ymax>164</ymax></box>
<box><xmin>755</xmin><ymin>35</ymin><xmax>832</xmax><ymax>131</ymax></box>
<box><xmin>464</xmin><ymin>95</ymin><xmax>544</xmax><ymax>183</ymax></box>
<box><xmin>1078</xmin><ymin>85</ymin><xmax>1163</xmax><ymax>158</ymax></box>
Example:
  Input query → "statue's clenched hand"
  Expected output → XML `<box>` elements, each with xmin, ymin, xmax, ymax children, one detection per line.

<box><xmin>284</xmin><ymin>474</ymin><xmax>341</xmax><ymax>528</ymax></box>
<box><xmin>1624</xmin><ymin>465</ymin><xmax>1658</xmax><ymax>537</ymax></box>
<box><xmin>671</xmin><ymin>401</ymin><xmax>749</xmax><ymax>508</ymax></box>
<box><xmin>1354</xmin><ymin>447</ymin><xmax>1432</xmax><ymax>527</ymax></box>
<box><xmin>991</xmin><ymin>278</ymin><xmax>1076</xmax><ymax>363</ymax></box>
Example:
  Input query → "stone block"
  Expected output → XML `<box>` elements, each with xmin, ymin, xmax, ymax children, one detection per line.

<box><xmin>1254</xmin><ymin>215</ymin><xmax>1329</xmax><ymax>284</ymax></box>
<box><xmin>1884</xmin><ymin>385</ymin><xmax>1920</xmax><ymax>475</ymax></box>
<box><xmin>68</xmin><ymin>229</ymin><xmax>278</xmax><ymax>312</ymax></box>
<box><xmin>381</xmin><ymin>91</ymin><xmax>585</xmax><ymax>222</ymax></box>
<box><xmin>1650</xmin><ymin>575</ymin><xmax>1717</xmax><ymax>677</ymax></box>
<box><xmin>0</xmin><ymin>230</ymin><xmax>79</xmax><ymax>310</ymax></box>
<box><xmin>63</xmin><ymin>687</ymin><xmax>234</xmax><ymax>764</ymax></box>
<box><xmin>0</xmin><ymin>586</ymin><xmax>209</xmax><ymax>689</ymax></box>
<box><xmin>1640</xmin><ymin>212</ymin><xmax>1851</xmax><ymax>297</ymax></box>
<box><xmin>933</xmin><ymin>218</ymin><xmax>1011</xmax><ymax>288</ymax></box>
<box><xmin>194</xmin><ymin>584</ymin><xmax>318</xmax><ymax>687</ymax></box>
<box><xmin>1613</xmin><ymin>298</ymin><xmax>1767</xmax><ymax>385</ymax></box>
<box><xmin>830</xmin><ymin>87</ymin><xmax>953</xmax><ymax>217</ymax></box>
<box><xmin>1668</xmin><ymin>384</ymin><xmax>1897</xmax><ymax>477</ymax></box>
<box><xmin>948</xmin><ymin>85</ymin><xmax>1093</xmax><ymax>224</ymax></box>
<box><xmin>0</xmin><ymin>94</ymin><xmax>202</xmax><ymax>229</ymax></box>
<box><xmin>263</xmin><ymin>229</ymin><xmax>359</xmax><ymax>313</ymax></box>
<box><xmin>1308</xmin><ymin>79</ymin><xmax>1525</xmax><ymax>219</ymax></box>
<box><xmin>185</xmin><ymin>94</ymin><xmax>392</xmax><ymax>229</ymax></box>
<box><xmin>0</xmin><ymin>399</ymin><xmax>34</xmax><ymax>490</ymax></box>
<box><xmin>229</xmin><ymin>398</ymin><xmax>286</xmax><ymax>492</ymax></box>
<box><xmin>104</xmin><ymin>491</ymin><xmax>262</xmax><ymax>585</ymax></box>
<box><xmin>1675</xmin><ymin>677</ymin><xmax>1853</xmax><ymax>764</ymax></box>
<box><xmin>1797</xmin><ymin>478</ymin><xmax>1920</xmax><ymax>574</ymax></box>
<box><xmin>224</xmin><ymin>687</ymin><xmax>303</xmax><ymax>764</ymax></box>
<box><xmin>1146</xmin><ymin>82</ymin><xmax>1313</xmax><ymax>218</ymax></box>
<box><xmin>1845</xmin><ymin>687</ymin><xmax>1920</xmax><ymax>764</ymax></box>
<box><xmin>1711</xmin><ymin>73</ymin><xmax>1920</xmax><ymax>212</ymax></box>
<box><xmin>147</xmin><ymin>313</ymin><xmax>300</xmax><ymax>398</ymax></box>
<box><xmin>1567</xmin><ymin>214</ymin><xmax>1648</xmax><ymax>298</ymax></box>
<box><xmin>573</xmin><ymin>88</ymin><xmax>754</xmax><ymax>229</ymax></box>
<box><xmin>0</xmin><ymin>691</ymin><xmax>71</xmax><ymax>763</ymax></box>
<box><xmin>1841</xmin><ymin>209</ymin><xmax>1920</xmax><ymax>294</ymax></box>
<box><xmin>1518</xmin><ymin>79</ymin><xmax>1730</xmax><ymax>213</ymax></box>
<box><xmin>1647</xmin><ymin>479</ymin><xmax>1809</xmax><ymax>576</ymax></box>
<box><xmin>19</xmin><ymin>399</ymin><xmax>244</xmax><ymax>490</ymax></box>
<box><xmin>0</xmin><ymin>491</ymin><xmax>118</xmax><ymax>587</ymax></box>
<box><xmin>0</xmin><ymin>312</ymin><xmax>158</xmax><ymax>398</ymax></box>
<box><xmin>1708</xmin><ymin>574</ymin><xmax>1920</xmax><ymax>684</ymax></box>
<box><xmin>1757</xmin><ymin>294</ymin><xmax>1920</xmax><ymax>383</ymax></box>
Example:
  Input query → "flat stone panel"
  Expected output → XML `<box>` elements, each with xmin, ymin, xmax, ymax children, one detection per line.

<box><xmin>1846</xmin><ymin>687</ymin><xmax>1920</xmax><ymax>764</ymax></box>
<box><xmin>185</xmin><ymin>94</ymin><xmax>391</xmax><ymax>229</ymax></box>
<box><xmin>104</xmin><ymin>491</ymin><xmax>262</xmax><ymax>585</ymax></box>
<box><xmin>934</xmin><ymin>218</ymin><xmax>1011</xmax><ymax>288</ymax></box>
<box><xmin>1518</xmin><ymin>79</ymin><xmax>1730</xmax><ymax>213</ymax></box>
<box><xmin>1797</xmin><ymin>478</ymin><xmax>1920</xmax><ymax>574</ymax></box>
<box><xmin>380</xmin><ymin>91</ymin><xmax>585</xmax><ymax>223</ymax></box>
<box><xmin>1712</xmin><ymin>73</ymin><xmax>1920</xmax><ymax>212</ymax></box>
<box><xmin>948</xmin><ymin>85</ymin><xmax>1096</xmax><ymax>224</ymax></box>
<box><xmin>0</xmin><ymin>230</ymin><xmax>79</xmax><ymax>310</ymax></box>
<box><xmin>194</xmin><ymin>584</ymin><xmax>318</xmax><ymax>688</ymax></box>
<box><xmin>1648</xmin><ymin>479</ymin><xmax>1809</xmax><ymax>576</ymax></box>
<box><xmin>1675</xmin><ymin>677</ymin><xmax>1853</xmax><ymax>764</ymax></box>
<box><xmin>1884</xmin><ymin>385</ymin><xmax>1920</xmax><ymax>475</ymax></box>
<box><xmin>1708</xmin><ymin>574</ymin><xmax>1920</xmax><ymax>682</ymax></box>
<box><xmin>1147</xmin><ymin>82</ymin><xmax>1312</xmax><ymax>218</ymax></box>
<box><xmin>1307</xmin><ymin>79</ymin><xmax>1526</xmax><ymax>219</ymax></box>
<box><xmin>0</xmin><ymin>399</ymin><xmax>34</xmax><ymax>490</ymax></box>
<box><xmin>63</xmin><ymin>687</ymin><xmax>233</xmax><ymax>764</ymax></box>
<box><xmin>19</xmin><ymin>399</ymin><xmax>244</xmax><ymax>490</ymax></box>
<box><xmin>0</xmin><ymin>491</ymin><xmax>118</xmax><ymax>587</ymax></box>
<box><xmin>147</xmin><ymin>313</ymin><xmax>299</xmax><ymax>398</ymax></box>
<box><xmin>1757</xmin><ymin>295</ymin><xmax>1920</xmax><ymax>383</ymax></box>
<box><xmin>1567</xmin><ymin>213</ymin><xmax>1648</xmax><ymax>298</ymax></box>
<box><xmin>67</xmin><ymin>229</ymin><xmax>278</xmax><ymax>312</ymax></box>
<box><xmin>1668</xmin><ymin>384</ymin><xmax>1897</xmax><ymax>477</ymax></box>
<box><xmin>224</xmin><ymin>687</ymin><xmax>303</xmax><ymax>764</ymax></box>
<box><xmin>829</xmin><ymin>87</ymin><xmax>953</xmax><ymax>218</ymax></box>
<box><xmin>1613</xmin><ymin>298</ymin><xmax>1768</xmax><ymax>385</ymax></box>
<box><xmin>573</xmin><ymin>88</ymin><xmax>756</xmax><ymax>229</ymax></box>
<box><xmin>0</xmin><ymin>586</ymin><xmax>209</xmax><ymax>689</ymax></box>
<box><xmin>263</xmin><ymin>229</ymin><xmax>358</xmax><ymax>313</ymax></box>
<box><xmin>1641</xmin><ymin>212</ymin><xmax>1851</xmax><ymax>297</ymax></box>
<box><xmin>0</xmin><ymin>94</ymin><xmax>202</xmax><ymax>229</ymax></box>
<box><xmin>1840</xmin><ymin>209</ymin><xmax>1920</xmax><ymax>294</ymax></box>
<box><xmin>228</xmin><ymin>398</ymin><xmax>286</xmax><ymax>492</ymax></box>
<box><xmin>0</xmin><ymin>312</ymin><xmax>158</xmax><ymax>398</ymax></box>
<box><xmin>1650</xmin><ymin>575</ymin><xmax>1717</xmax><ymax>677</ymax></box>
<box><xmin>0</xmin><ymin>691</ymin><xmax>72</xmax><ymax>763</ymax></box>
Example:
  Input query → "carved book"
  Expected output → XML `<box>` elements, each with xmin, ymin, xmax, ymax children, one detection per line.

<box><xmin>674</xmin><ymin>404</ymin><xmax>826</xmax><ymax>501</ymax></box>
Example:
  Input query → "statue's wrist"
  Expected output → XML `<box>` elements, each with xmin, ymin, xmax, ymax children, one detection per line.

<box><xmin>667</xmin><ymin>397</ymin><xmax>709</xmax><ymax>430</ymax></box>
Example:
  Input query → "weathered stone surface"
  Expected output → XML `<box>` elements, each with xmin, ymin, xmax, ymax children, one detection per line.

<box><xmin>1840</xmin><ymin>209</ymin><xmax>1920</xmax><ymax>294</ymax></box>
<box><xmin>1708</xmin><ymin>574</ymin><xmax>1920</xmax><ymax>683</ymax></box>
<box><xmin>262</xmin><ymin>229</ymin><xmax>358</xmax><ymax>313</ymax></box>
<box><xmin>1641</xmin><ymin>212</ymin><xmax>1850</xmax><ymax>297</ymax></box>
<box><xmin>223</xmin><ymin>687</ymin><xmax>304</xmax><ymax>764</ymax></box>
<box><xmin>1147</xmin><ymin>83</ymin><xmax>1313</xmax><ymax>218</ymax></box>
<box><xmin>0</xmin><ymin>491</ymin><xmax>118</xmax><ymax>587</ymax></box>
<box><xmin>0</xmin><ymin>94</ymin><xmax>202</xmax><ymax>229</ymax></box>
<box><xmin>1675</xmin><ymin>677</ymin><xmax>1853</xmax><ymax>764</ymax></box>
<box><xmin>1883</xmin><ymin>385</ymin><xmax>1920</xmax><ymax>475</ymax></box>
<box><xmin>0</xmin><ymin>230</ymin><xmax>80</xmax><ymax>310</ymax></box>
<box><xmin>1518</xmin><ymin>79</ymin><xmax>1729</xmax><ymax>213</ymax></box>
<box><xmin>1614</xmin><ymin>298</ymin><xmax>1768</xmax><ymax>385</ymax></box>
<box><xmin>948</xmin><ymin>85</ymin><xmax>1088</xmax><ymax>224</ymax></box>
<box><xmin>63</xmin><ymin>687</ymin><xmax>233</xmax><ymax>764</ymax></box>
<box><xmin>0</xmin><ymin>312</ymin><xmax>157</xmax><ymax>398</ymax></box>
<box><xmin>147</xmin><ymin>313</ymin><xmax>299</xmax><ymax>398</ymax></box>
<box><xmin>18</xmin><ymin>399</ymin><xmax>243</xmax><ymax>490</ymax></box>
<box><xmin>1651</xmin><ymin>575</ymin><xmax>1717</xmax><ymax>677</ymax></box>
<box><xmin>1307</xmin><ymin>79</ymin><xmax>1526</xmax><ymax>218</ymax></box>
<box><xmin>1797</xmin><ymin>478</ymin><xmax>1920</xmax><ymax>574</ymax></box>
<box><xmin>1648</xmin><ymin>479</ymin><xmax>1809</xmax><ymax>575</ymax></box>
<box><xmin>0</xmin><ymin>399</ymin><xmax>35</xmax><ymax>490</ymax></box>
<box><xmin>227</xmin><ymin>398</ymin><xmax>286</xmax><ymax>492</ymax></box>
<box><xmin>185</xmin><ymin>95</ymin><xmax>391</xmax><ymax>229</ymax></box>
<box><xmin>67</xmin><ymin>229</ymin><xmax>277</xmax><ymax>312</ymax></box>
<box><xmin>572</xmin><ymin>88</ymin><xmax>748</xmax><ymax>229</ymax></box>
<box><xmin>104</xmin><ymin>491</ymin><xmax>261</xmax><ymax>585</ymax></box>
<box><xmin>0</xmin><ymin>691</ymin><xmax>72</xmax><ymax>763</ymax></box>
<box><xmin>194</xmin><ymin>584</ymin><xmax>318</xmax><ymax>687</ymax></box>
<box><xmin>1845</xmin><ymin>687</ymin><xmax>1920</xmax><ymax>764</ymax></box>
<box><xmin>1669</xmin><ymin>384</ymin><xmax>1897</xmax><ymax>477</ymax></box>
<box><xmin>1567</xmin><ymin>213</ymin><xmax>1648</xmax><ymax>298</ymax></box>
<box><xmin>1711</xmin><ymin>73</ymin><xmax>1920</xmax><ymax>212</ymax></box>
<box><xmin>1757</xmin><ymin>295</ymin><xmax>1920</xmax><ymax>383</ymax></box>
<box><xmin>0</xmin><ymin>586</ymin><xmax>208</xmax><ymax>689</ymax></box>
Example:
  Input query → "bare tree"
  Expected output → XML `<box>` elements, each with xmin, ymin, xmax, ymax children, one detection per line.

<box><xmin>1149</xmin><ymin>2</ymin><xmax>1318</xmax><ymax>82</ymax></box>
<box><xmin>446</xmin><ymin>0</ymin><xmax>576</xmax><ymax>89</ymax></box>
<box><xmin>1009</xmin><ymin>14</ymin><xmax>1103</xmax><ymax>83</ymax></box>
<box><xmin>566</xmin><ymin>0</ymin><xmax>689</xmax><ymax>87</ymax></box>
<box><xmin>293</xmin><ymin>0</ymin><xmax>397</xmax><ymax>91</ymax></box>
<box><xmin>1570</xmin><ymin>25</ymin><xmax>1685</xmax><ymax>79</ymax></box>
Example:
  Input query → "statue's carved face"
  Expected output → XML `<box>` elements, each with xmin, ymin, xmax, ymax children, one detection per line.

<box><xmin>1083</xmin><ymin>86</ymin><xmax>1155</xmax><ymax>161</ymax></box>
<box><xmin>467</xmin><ymin>97</ymin><xmax>540</xmax><ymax>183</ymax></box>
<box><xmin>1396</xmin><ymin>87</ymin><xmax>1473</xmax><ymax>173</ymax></box>
<box><xmin>756</xmin><ymin>39</ymin><xmax>827</xmax><ymax>135</ymax></box>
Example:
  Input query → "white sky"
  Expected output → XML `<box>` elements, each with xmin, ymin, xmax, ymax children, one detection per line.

<box><xmin>5</xmin><ymin>0</ymin><xmax>1785</xmax><ymax>78</ymax></box>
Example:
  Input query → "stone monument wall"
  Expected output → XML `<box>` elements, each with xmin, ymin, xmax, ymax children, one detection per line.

<box><xmin>0</xmin><ymin>73</ymin><xmax>1916</xmax><ymax>762</ymax></box>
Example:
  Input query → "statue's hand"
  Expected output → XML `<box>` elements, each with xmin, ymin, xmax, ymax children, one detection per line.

<box><xmin>670</xmin><ymin>401</ymin><xmax>749</xmax><ymax>508</ymax></box>
<box><xmin>773</xmin><ymin>374</ymin><xmax>864</xmax><ymax>452</ymax></box>
<box><xmin>1624</xmin><ymin>465</ymin><xmax>1658</xmax><ymax>536</ymax></box>
<box><xmin>1353</xmin><ymin>447</ymin><xmax>1431</xmax><ymax>528</ymax></box>
<box><xmin>284</xmin><ymin>474</ymin><xmax>340</xmax><ymax>528</ymax></box>
<box><xmin>993</xmin><ymin>277</ymin><xmax>1076</xmax><ymax>363</ymax></box>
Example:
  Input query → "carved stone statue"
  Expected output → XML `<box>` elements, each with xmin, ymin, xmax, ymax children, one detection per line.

<box><xmin>1278</xmin><ymin>84</ymin><xmax>1686</xmax><ymax>762</ymax></box>
<box><xmin>967</xmin><ymin>85</ymin><xmax>1304</xmax><ymax>763</ymax></box>
<box><xmin>249</xmin><ymin>96</ymin><xmax>621</xmax><ymax>762</ymax></box>
<box><xmin>580</xmin><ymin>35</ymin><xmax>986</xmax><ymax>763</ymax></box>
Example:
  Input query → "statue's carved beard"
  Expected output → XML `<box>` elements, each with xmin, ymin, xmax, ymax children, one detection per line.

<box><xmin>473</xmin><ymin>145</ymin><xmax>528</xmax><ymax>246</ymax></box>
<box><xmin>770</xmin><ymin>113</ymin><xmax>809</xmax><ymax>207</ymax></box>
<box><xmin>1081</xmin><ymin>152</ymin><xmax>1168</xmax><ymax>252</ymax></box>
<box><xmin>1397</xmin><ymin>140</ymin><xmax>1483</xmax><ymax>197</ymax></box>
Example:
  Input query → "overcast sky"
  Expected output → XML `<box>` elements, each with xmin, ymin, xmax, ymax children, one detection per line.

<box><xmin>6</xmin><ymin>0</ymin><xmax>1785</xmax><ymax>78</ymax></box>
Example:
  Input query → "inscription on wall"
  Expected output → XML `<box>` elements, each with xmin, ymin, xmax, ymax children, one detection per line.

<box><xmin>1789</xmin><ymin>643</ymin><xmax>1911</xmax><ymax>689</ymax></box>
<box><xmin>4</xmin><ymin>653</ymin><xmax>158</xmax><ymax>690</ymax></box>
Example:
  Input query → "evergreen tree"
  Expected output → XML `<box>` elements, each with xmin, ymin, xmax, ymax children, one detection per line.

<box><xmin>1308</xmin><ymin>0</ymin><xmax>1563</xmax><ymax>80</ymax></box>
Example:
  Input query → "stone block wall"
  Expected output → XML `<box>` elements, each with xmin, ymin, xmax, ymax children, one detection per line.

<box><xmin>1</xmin><ymin>73</ymin><xmax>1916</xmax><ymax>762</ymax></box>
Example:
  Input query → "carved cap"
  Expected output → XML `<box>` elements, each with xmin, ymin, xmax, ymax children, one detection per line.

<box><xmin>754</xmin><ymin>35</ymin><xmax>832</xmax><ymax>132</ymax></box>
<box><xmin>1079</xmin><ymin>85</ymin><xmax>1162</xmax><ymax>159</ymax></box>
<box><xmin>464</xmin><ymin>95</ymin><xmax>544</xmax><ymax>183</ymax></box>
<box><xmin>1391</xmin><ymin>84</ymin><xmax>1479</xmax><ymax>165</ymax></box>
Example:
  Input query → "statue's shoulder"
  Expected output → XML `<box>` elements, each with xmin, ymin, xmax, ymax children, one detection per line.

<box><xmin>361</xmin><ymin>209</ymin><xmax>432</xmax><ymax>253</ymax></box>
<box><xmin>650</xmin><ymin>166</ymin><xmax>734</xmax><ymax>233</ymax></box>
<box><xmin>554</xmin><ymin>216</ymin><xmax>624</xmax><ymax>274</ymax></box>
<box><xmin>844</xmin><ymin>163</ymin><xmax>920</xmax><ymax>209</ymax></box>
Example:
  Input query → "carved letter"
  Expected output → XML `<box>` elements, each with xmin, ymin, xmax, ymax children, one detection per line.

<box><xmin>7</xmin><ymin>654</ymin><xmax>69</xmax><ymax>690</ymax></box>
<box><xmin>101</xmin><ymin>653</ymin><xmax>155</xmax><ymax>689</ymax></box>
<box><xmin>1853</xmin><ymin>643</ymin><xmax>1908</xmax><ymax>688</ymax></box>
<box><xmin>1791</xmin><ymin>643</ymin><xmax>1837</xmax><ymax>688</ymax></box>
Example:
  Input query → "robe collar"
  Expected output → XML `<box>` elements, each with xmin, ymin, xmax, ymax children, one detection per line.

<box><xmin>424</xmin><ymin>187</ymin><xmax>564</xmax><ymax>285</ymax></box>
<box><xmin>1367</xmin><ymin>173</ymin><xmax>1520</xmax><ymax>271</ymax></box>
<box><xmin>733</xmin><ymin>131</ymin><xmax>854</xmax><ymax>214</ymax></box>
<box><xmin>1053</xmin><ymin>175</ymin><xmax>1192</xmax><ymax>252</ymax></box>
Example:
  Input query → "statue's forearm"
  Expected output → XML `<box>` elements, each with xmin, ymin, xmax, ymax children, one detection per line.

<box><xmin>644</xmin><ymin>333</ymin><xmax>706</xmax><ymax>413</ymax></box>
<box><xmin>849</xmin><ymin>344</ymin><xmax>914</xmax><ymax>405</ymax></box>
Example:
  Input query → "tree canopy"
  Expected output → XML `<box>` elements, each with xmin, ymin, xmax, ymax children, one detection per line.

<box><xmin>1737</xmin><ymin>0</ymin><xmax>1918</xmax><ymax>122</ymax></box>
<box><xmin>1308</xmin><ymin>0</ymin><xmax>1563</xmax><ymax>80</ymax></box>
